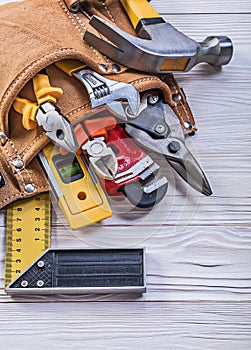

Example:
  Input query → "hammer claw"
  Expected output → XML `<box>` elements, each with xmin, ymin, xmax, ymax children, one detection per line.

<box><xmin>84</xmin><ymin>29</ymin><xmax>123</xmax><ymax>58</ymax></box>
<box><xmin>85</xmin><ymin>16</ymin><xmax>145</xmax><ymax>63</ymax></box>
<box><xmin>89</xmin><ymin>16</ymin><xmax>126</xmax><ymax>47</ymax></box>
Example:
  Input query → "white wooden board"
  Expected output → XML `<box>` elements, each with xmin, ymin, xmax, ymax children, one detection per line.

<box><xmin>0</xmin><ymin>0</ymin><xmax>251</xmax><ymax>349</ymax></box>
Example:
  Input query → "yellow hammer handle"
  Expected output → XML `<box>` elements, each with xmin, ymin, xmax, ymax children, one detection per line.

<box><xmin>55</xmin><ymin>59</ymin><xmax>87</xmax><ymax>76</ymax></box>
<box><xmin>120</xmin><ymin>0</ymin><xmax>161</xmax><ymax>30</ymax></box>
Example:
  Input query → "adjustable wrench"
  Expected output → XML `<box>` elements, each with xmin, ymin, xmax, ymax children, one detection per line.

<box><xmin>55</xmin><ymin>60</ymin><xmax>140</xmax><ymax>116</ymax></box>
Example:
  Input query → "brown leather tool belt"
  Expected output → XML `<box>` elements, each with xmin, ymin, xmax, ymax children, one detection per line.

<box><xmin>0</xmin><ymin>0</ymin><xmax>196</xmax><ymax>209</ymax></box>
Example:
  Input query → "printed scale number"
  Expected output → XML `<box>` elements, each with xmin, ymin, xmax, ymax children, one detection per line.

<box><xmin>5</xmin><ymin>193</ymin><xmax>50</xmax><ymax>288</ymax></box>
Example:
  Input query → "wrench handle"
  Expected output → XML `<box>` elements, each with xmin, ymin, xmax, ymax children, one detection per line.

<box><xmin>120</xmin><ymin>0</ymin><xmax>163</xmax><ymax>32</ymax></box>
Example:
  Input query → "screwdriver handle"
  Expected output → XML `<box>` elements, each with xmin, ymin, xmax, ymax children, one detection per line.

<box><xmin>33</xmin><ymin>73</ymin><xmax>63</xmax><ymax>105</ymax></box>
<box><xmin>13</xmin><ymin>97</ymin><xmax>39</xmax><ymax>130</ymax></box>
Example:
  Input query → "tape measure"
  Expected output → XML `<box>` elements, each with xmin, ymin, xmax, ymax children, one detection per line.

<box><xmin>4</xmin><ymin>193</ymin><xmax>51</xmax><ymax>288</ymax></box>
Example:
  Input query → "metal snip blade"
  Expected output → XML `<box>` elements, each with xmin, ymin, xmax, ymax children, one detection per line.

<box><xmin>166</xmin><ymin>156</ymin><xmax>212</xmax><ymax>196</ymax></box>
<box><xmin>125</xmin><ymin>124</ymin><xmax>212</xmax><ymax>196</ymax></box>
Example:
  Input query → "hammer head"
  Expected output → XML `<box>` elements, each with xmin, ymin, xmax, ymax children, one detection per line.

<box><xmin>84</xmin><ymin>15</ymin><xmax>233</xmax><ymax>73</ymax></box>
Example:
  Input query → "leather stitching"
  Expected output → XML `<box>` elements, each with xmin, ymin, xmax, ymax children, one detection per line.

<box><xmin>0</xmin><ymin>185</ymin><xmax>49</xmax><ymax>206</ymax></box>
<box><xmin>3</xmin><ymin>140</ymin><xmax>36</xmax><ymax>190</ymax></box>
<box><xmin>58</xmin><ymin>0</ymin><xmax>85</xmax><ymax>36</ymax></box>
<box><xmin>66</xmin><ymin>102</ymin><xmax>91</xmax><ymax>118</ymax></box>
<box><xmin>100</xmin><ymin>0</ymin><xmax>115</xmax><ymax>23</ymax></box>
<box><xmin>0</xmin><ymin>48</ymin><xmax>80</xmax><ymax>114</ymax></box>
<box><xmin>0</xmin><ymin>193</ymin><xmax>20</xmax><ymax>206</ymax></box>
<box><xmin>72</xmin><ymin>13</ymin><xmax>87</xmax><ymax>34</ymax></box>
<box><xmin>3</xmin><ymin>143</ymin><xmax>26</xmax><ymax>188</ymax></box>
<box><xmin>167</xmin><ymin>76</ymin><xmax>186</xmax><ymax>124</ymax></box>
<box><xmin>131</xmin><ymin>77</ymin><xmax>161</xmax><ymax>85</ymax></box>
<box><xmin>21</xmin><ymin>132</ymin><xmax>46</xmax><ymax>157</ymax></box>
<box><xmin>9</xmin><ymin>139</ymin><xmax>35</xmax><ymax>188</ymax></box>
<box><xmin>58</xmin><ymin>0</ymin><xmax>109</xmax><ymax>65</ymax></box>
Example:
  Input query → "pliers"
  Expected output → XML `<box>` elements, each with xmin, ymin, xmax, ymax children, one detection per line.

<box><xmin>82</xmin><ymin>136</ymin><xmax>118</xmax><ymax>180</ymax></box>
<box><xmin>13</xmin><ymin>70</ymin><xmax>78</xmax><ymax>153</ymax></box>
<box><xmin>69</xmin><ymin>114</ymin><xmax>118</xmax><ymax>180</ymax></box>
<box><xmin>110</xmin><ymin>90</ymin><xmax>212</xmax><ymax>196</ymax></box>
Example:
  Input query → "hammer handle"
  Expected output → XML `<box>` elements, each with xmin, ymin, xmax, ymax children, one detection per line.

<box><xmin>120</xmin><ymin>0</ymin><xmax>163</xmax><ymax>32</ymax></box>
<box><xmin>55</xmin><ymin>59</ymin><xmax>87</xmax><ymax>76</ymax></box>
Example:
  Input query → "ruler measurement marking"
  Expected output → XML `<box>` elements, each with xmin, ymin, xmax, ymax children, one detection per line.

<box><xmin>4</xmin><ymin>193</ymin><xmax>51</xmax><ymax>288</ymax></box>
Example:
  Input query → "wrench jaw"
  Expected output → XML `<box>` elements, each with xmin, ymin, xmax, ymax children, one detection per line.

<box><xmin>89</xmin><ymin>154</ymin><xmax>117</xmax><ymax>181</ymax></box>
<box><xmin>71</xmin><ymin>68</ymin><xmax>140</xmax><ymax>116</ymax></box>
<box><xmin>81</xmin><ymin>137</ymin><xmax>118</xmax><ymax>181</ymax></box>
<box><xmin>98</xmin><ymin>124</ymin><xmax>168</xmax><ymax>208</ymax></box>
<box><xmin>120</xmin><ymin>173</ymin><xmax>168</xmax><ymax>209</ymax></box>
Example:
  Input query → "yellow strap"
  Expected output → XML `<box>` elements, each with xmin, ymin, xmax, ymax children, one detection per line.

<box><xmin>33</xmin><ymin>73</ymin><xmax>63</xmax><ymax>105</ymax></box>
<box><xmin>120</xmin><ymin>0</ymin><xmax>161</xmax><ymax>29</ymax></box>
<box><xmin>55</xmin><ymin>59</ymin><xmax>87</xmax><ymax>76</ymax></box>
<box><xmin>13</xmin><ymin>97</ymin><xmax>39</xmax><ymax>130</ymax></box>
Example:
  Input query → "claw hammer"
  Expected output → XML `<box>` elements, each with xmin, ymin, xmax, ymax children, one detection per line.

<box><xmin>83</xmin><ymin>0</ymin><xmax>233</xmax><ymax>73</ymax></box>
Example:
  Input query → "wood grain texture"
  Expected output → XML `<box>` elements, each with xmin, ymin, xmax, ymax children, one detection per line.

<box><xmin>151</xmin><ymin>0</ymin><xmax>251</xmax><ymax>14</ymax></box>
<box><xmin>1</xmin><ymin>302</ymin><xmax>251</xmax><ymax>350</ymax></box>
<box><xmin>0</xmin><ymin>0</ymin><xmax>251</xmax><ymax>348</ymax></box>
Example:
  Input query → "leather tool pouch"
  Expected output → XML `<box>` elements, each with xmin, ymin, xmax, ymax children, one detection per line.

<box><xmin>0</xmin><ymin>0</ymin><xmax>196</xmax><ymax>209</ymax></box>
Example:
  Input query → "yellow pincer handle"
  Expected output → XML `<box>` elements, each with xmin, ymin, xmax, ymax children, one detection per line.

<box><xmin>13</xmin><ymin>97</ymin><xmax>39</xmax><ymax>130</ymax></box>
<box><xmin>33</xmin><ymin>73</ymin><xmax>63</xmax><ymax>105</ymax></box>
<box><xmin>120</xmin><ymin>0</ymin><xmax>161</xmax><ymax>31</ymax></box>
<box><xmin>13</xmin><ymin>71</ymin><xmax>64</xmax><ymax>130</ymax></box>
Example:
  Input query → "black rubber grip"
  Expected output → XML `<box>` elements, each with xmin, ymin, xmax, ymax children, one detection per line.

<box><xmin>120</xmin><ymin>180</ymin><xmax>168</xmax><ymax>209</ymax></box>
<box><xmin>136</xmin><ymin>17</ymin><xmax>165</xmax><ymax>34</ymax></box>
